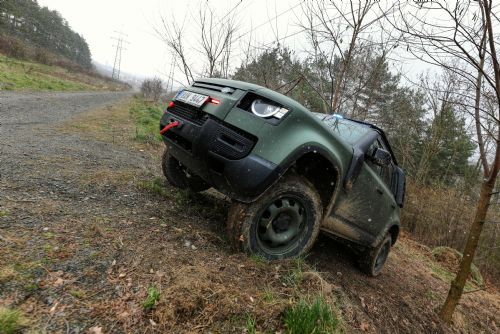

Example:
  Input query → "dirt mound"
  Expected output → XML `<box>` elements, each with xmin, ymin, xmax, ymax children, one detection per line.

<box><xmin>432</xmin><ymin>246</ymin><xmax>484</xmax><ymax>286</ymax></box>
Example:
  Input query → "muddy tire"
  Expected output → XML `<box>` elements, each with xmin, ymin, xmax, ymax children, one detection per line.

<box><xmin>359</xmin><ymin>234</ymin><xmax>392</xmax><ymax>276</ymax></box>
<box><xmin>226</xmin><ymin>174</ymin><xmax>322</xmax><ymax>260</ymax></box>
<box><xmin>161</xmin><ymin>149</ymin><xmax>210</xmax><ymax>192</ymax></box>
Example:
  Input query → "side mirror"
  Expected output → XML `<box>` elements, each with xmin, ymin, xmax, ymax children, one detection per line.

<box><xmin>370</xmin><ymin>147</ymin><xmax>392</xmax><ymax>166</ymax></box>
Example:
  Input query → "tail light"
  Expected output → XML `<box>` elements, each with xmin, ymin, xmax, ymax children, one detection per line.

<box><xmin>209</xmin><ymin>97</ymin><xmax>220</xmax><ymax>105</ymax></box>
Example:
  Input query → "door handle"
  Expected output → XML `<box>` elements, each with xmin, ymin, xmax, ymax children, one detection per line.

<box><xmin>376</xmin><ymin>188</ymin><xmax>383</xmax><ymax>195</ymax></box>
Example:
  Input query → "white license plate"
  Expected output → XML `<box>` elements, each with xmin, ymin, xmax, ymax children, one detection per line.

<box><xmin>175</xmin><ymin>90</ymin><xmax>209</xmax><ymax>107</ymax></box>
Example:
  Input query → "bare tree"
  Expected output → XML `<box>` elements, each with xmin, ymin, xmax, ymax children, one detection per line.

<box><xmin>141</xmin><ymin>77</ymin><xmax>163</xmax><ymax>102</ymax></box>
<box><xmin>156</xmin><ymin>2</ymin><xmax>237</xmax><ymax>85</ymax></box>
<box><xmin>391</xmin><ymin>0</ymin><xmax>500</xmax><ymax>322</ymax></box>
<box><xmin>156</xmin><ymin>17</ymin><xmax>194</xmax><ymax>85</ymax></box>
<box><xmin>300</xmin><ymin>0</ymin><xmax>397</xmax><ymax>113</ymax></box>
<box><xmin>198</xmin><ymin>5</ymin><xmax>237</xmax><ymax>77</ymax></box>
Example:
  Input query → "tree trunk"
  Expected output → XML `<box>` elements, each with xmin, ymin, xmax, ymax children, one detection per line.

<box><xmin>331</xmin><ymin>29</ymin><xmax>359</xmax><ymax>113</ymax></box>
<box><xmin>331</xmin><ymin>60</ymin><xmax>347</xmax><ymax>113</ymax></box>
<box><xmin>439</xmin><ymin>177</ymin><xmax>495</xmax><ymax>322</ymax></box>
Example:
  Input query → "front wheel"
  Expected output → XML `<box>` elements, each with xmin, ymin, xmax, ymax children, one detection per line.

<box><xmin>161</xmin><ymin>149</ymin><xmax>210</xmax><ymax>192</ymax></box>
<box><xmin>227</xmin><ymin>174</ymin><xmax>323</xmax><ymax>260</ymax></box>
<box><xmin>359</xmin><ymin>234</ymin><xmax>392</xmax><ymax>276</ymax></box>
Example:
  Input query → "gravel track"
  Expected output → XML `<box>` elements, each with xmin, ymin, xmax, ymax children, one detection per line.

<box><xmin>0</xmin><ymin>91</ymin><xmax>498</xmax><ymax>333</ymax></box>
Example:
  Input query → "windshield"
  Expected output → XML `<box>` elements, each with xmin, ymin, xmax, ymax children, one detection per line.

<box><xmin>318</xmin><ymin>115</ymin><xmax>370</xmax><ymax>145</ymax></box>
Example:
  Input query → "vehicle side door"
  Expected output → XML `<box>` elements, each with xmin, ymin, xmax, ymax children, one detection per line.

<box><xmin>326</xmin><ymin>137</ymin><xmax>397</xmax><ymax>246</ymax></box>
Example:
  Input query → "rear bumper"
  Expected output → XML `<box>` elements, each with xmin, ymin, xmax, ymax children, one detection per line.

<box><xmin>160</xmin><ymin>108</ymin><xmax>280</xmax><ymax>202</ymax></box>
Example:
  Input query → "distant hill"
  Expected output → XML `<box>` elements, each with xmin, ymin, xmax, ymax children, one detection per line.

<box><xmin>0</xmin><ymin>0</ymin><xmax>91</xmax><ymax>68</ymax></box>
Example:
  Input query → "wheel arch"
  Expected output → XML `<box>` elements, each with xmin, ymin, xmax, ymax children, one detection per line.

<box><xmin>278</xmin><ymin>145</ymin><xmax>342</xmax><ymax>213</ymax></box>
<box><xmin>388</xmin><ymin>224</ymin><xmax>400</xmax><ymax>245</ymax></box>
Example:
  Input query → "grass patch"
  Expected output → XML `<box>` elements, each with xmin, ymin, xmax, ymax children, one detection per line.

<box><xmin>42</xmin><ymin>232</ymin><xmax>55</xmax><ymax>239</ymax></box>
<box><xmin>23</xmin><ymin>283</ymin><xmax>39</xmax><ymax>294</ymax></box>
<box><xmin>69</xmin><ymin>289</ymin><xmax>86</xmax><ymax>299</ymax></box>
<box><xmin>143</xmin><ymin>286</ymin><xmax>160</xmax><ymax>311</ymax></box>
<box><xmin>262</xmin><ymin>287</ymin><xmax>275</xmax><ymax>303</ymax></box>
<box><xmin>282</xmin><ymin>258</ymin><xmax>305</xmax><ymax>288</ymax></box>
<box><xmin>249</xmin><ymin>254</ymin><xmax>268</xmax><ymax>265</ymax></box>
<box><xmin>283</xmin><ymin>297</ymin><xmax>340</xmax><ymax>334</ymax></box>
<box><xmin>245</xmin><ymin>314</ymin><xmax>257</xmax><ymax>334</ymax></box>
<box><xmin>139</xmin><ymin>177</ymin><xmax>170</xmax><ymax>197</ymax></box>
<box><xmin>0</xmin><ymin>266</ymin><xmax>18</xmax><ymax>283</ymax></box>
<box><xmin>0</xmin><ymin>210</ymin><xmax>9</xmax><ymax>218</ymax></box>
<box><xmin>0</xmin><ymin>307</ymin><xmax>28</xmax><ymax>334</ymax></box>
<box><xmin>0</xmin><ymin>54</ymin><xmax>97</xmax><ymax>91</ymax></box>
<box><xmin>425</xmin><ymin>289</ymin><xmax>440</xmax><ymax>301</ymax></box>
<box><xmin>0</xmin><ymin>262</ymin><xmax>39</xmax><ymax>293</ymax></box>
<box><xmin>129</xmin><ymin>97</ymin><xmax>165</xmax><ymax>143</ymax></box>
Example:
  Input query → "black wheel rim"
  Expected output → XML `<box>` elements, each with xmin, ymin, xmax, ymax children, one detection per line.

<box><xmin>256</xmin><ymin>196</ymin><xmax>307</xmax><ymax>256</ymax></box>
<box><xmin>374</xmin><ymin>240</ymin><xmax>390</xmax><ymax>273</ymax></box>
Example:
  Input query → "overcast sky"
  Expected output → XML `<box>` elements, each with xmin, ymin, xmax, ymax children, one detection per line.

<box><xmin>36</xmin><ymin>0</ymin><xmax>307</xmax><ymax>81</ymax></box>
<box><xmin>36</xmin><ymin>0</ymin><xmax>447</xmax><ymax>88</ymax></box>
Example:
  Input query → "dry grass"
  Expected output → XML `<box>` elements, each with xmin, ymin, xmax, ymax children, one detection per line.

<box><xmin>0</xmin><ymin>266</ymin><xmax>18</xmax><ymax>284</ymax></box>
<box><xmin>58</xmin><ymin>101</ymin><xmax>135</xmax><ymax>143</ymax></box>
<box><xmin>78</xmin><ymin>168</ymin><xmax>139</xmax><ymax>187</ymax></box>
<box><xmin>402</xmin><ymin>181</ymin><xmax>500</xmax><ymax>287</ymax></box>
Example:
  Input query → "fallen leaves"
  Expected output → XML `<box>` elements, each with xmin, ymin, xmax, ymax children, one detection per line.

<box><xmin>88</xmin><ymin>325</ymin><xmax>103</xmax><ymax>334</ymax></box>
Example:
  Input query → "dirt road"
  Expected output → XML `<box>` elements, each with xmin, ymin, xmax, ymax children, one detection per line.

<box><xmin>0</xmin><ymin>91</ymin><xmax>498</xmax><ymax>333</ymax></box>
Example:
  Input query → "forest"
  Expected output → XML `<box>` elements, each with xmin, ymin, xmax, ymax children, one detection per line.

<box><xmin>0</xmin><ymin>0</ymin><xmax>92</xmax><ymax>68</ymax></box>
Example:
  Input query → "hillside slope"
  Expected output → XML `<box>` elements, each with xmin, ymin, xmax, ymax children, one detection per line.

<box><xmin>0</xmin><ymin>54</ymin><xmax>127</xmax><ymax>91</ymax></box>
<box><xmin>0</xmin><ymin>93</ymin><xmax>498</xmax><ymax>333</ymax></box>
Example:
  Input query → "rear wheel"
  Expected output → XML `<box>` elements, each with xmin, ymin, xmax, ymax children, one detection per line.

<box><xmin>227</xmin><ymin>174</ymin><xmax>322</xmax><ymax>260</ymax></box>
<box><xmin>161</xmin><ymin>149</ymin><xmax>210</xmax><ymax>192</ymax></box>
<box><xmin>359</xmin><ymin>234</ymin><xmax>392</xmax><ymax>276</ymax></box>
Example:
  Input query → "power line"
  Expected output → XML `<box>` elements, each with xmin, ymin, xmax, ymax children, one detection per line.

<box><xmin>232</xmin><ymin>0</ymin><xmax>306</xmax><ymax>44</ymax></box>
<box><xmin>111</xmin><ymin>31</ymin><xmax>129</xmax><ymax>80</ymax></box>
<box><xmin>216</xmin><ymin>0</ymin><xmax>244</xmax><ymax>25</ymax></box>
<box><xmin>231</xmin><ymin>3</ymin><xmax>385</xmax><ymax>59</ymax></box>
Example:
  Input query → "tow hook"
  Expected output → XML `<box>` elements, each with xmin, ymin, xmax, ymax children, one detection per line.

<box><xmin>160</xmin><ymin>120</ymin><xmax>181</xmax><ymax>135</ymax></box>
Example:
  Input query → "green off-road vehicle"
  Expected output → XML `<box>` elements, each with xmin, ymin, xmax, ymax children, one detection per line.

<box><xmin>159</xmin><ymin>78</ymin><xmax>406</xmax><ymax>276</ymax></box>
